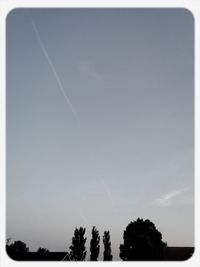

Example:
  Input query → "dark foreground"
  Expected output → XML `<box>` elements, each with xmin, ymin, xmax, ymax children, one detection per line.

<box><xmin>8</xmin><ymin>247</ymin><xmax>194</xmax><ymax>261</ymax></box>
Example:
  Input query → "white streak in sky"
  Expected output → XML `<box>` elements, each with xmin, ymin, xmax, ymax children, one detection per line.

<box><xmin>87</xmin><ymin>191</ymin><xmax>104</xmax><ymax>195</ymax></box>
<box><xmin>151</xmin><ymin>187</ymin><xmax>189</xmax><ymax>207</ymax></box>
<box><xmin>79</xmin><ymin>209</ymin><xmax>88</xmax><ymax>226</ymax></box>
<box><xmin>79</xmin><ymin>195</ymin><xmax>88</xmax><ymax>225</ymax></box>
<box><xmin>100</xmin><ymin>178</ymin><xmax>116</xmax><ymax>210</ymax></box>
<box><xmin>78</xmin><ymin>61</ymin><xmax>102</xmax><ymax>81</ymax></box>
<box><xmin>29</xmin><ymin>14</ymin><xmax>78</xmax><ymax>120</ymax></box>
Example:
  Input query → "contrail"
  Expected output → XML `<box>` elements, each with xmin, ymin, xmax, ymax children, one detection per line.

<box><xmin>100</xmin><ymin>178</ymin><xmax>116</xmax><ymax>210</ymax></box>
<box><xmin>79</xmin><ymin>209</ymin><xmax>88</xmax><ymax>226</ymax></box>
<box><xmin>78</xmin><ymin>195</ymin><xmax>89</xmax><ymax>226</ymax></box>
<box><xmin>28</xmin><ymin>13</ymin><xmax>78</xmax><ymax>120</ymax></box>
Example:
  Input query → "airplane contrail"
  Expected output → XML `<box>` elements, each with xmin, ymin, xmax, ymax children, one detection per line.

<box><xmin>28</xmin><ymin>13</ymin><xmax>78</xmax><ymax>120</ymax></box>
<box><xmin>100</xmin><ymin>178</ymin><xmax>116</xmax><ymax>210</ymax></box>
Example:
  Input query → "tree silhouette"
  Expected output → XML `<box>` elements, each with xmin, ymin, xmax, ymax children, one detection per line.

<box><xmin>103</xmin><ymin>231</ymin><xmax>113</xmax><ymax>261</ymax></box>
<box><xmin>90</xmin><ymin>226</ymin><xmax>100</xmax><ymax>261</ymax></box>
<box><xmin>37</xmin><ymin>247</ymin><xmax>50</xmax><ymax>254</ymax></box>
<box><xmin>120</xmin><ymin>218</ymin><xmax>167</xmax><ymax>261</ymax></box>
<box><xmin>36</xmin><ymin>247</ymin><xmax>50</xmax><ymax>261</ymax></box>
<box><xmin>69</xmin><ymin>227</ymin><xmax>87</xmax><ymax>261</ymax></box>
<box><xmin>6</xmin><ymin>240</ymin><xmax>29</xmax><ymax>260</ymax></box>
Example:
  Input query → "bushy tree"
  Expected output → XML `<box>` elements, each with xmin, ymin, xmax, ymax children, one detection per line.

<box><xmin>6</xmin><ymin>240</ymin><xmax>29</xmax><ymax>260</ymax></box>
<box><xmin>36</xmin><ymin>247</ymin><xmax>50</xmax><ymax>260</ymax></box>
<box><xmin>103</xmin><ymin>231</ymin><xmax>112</xmax><ymax>261</ymax></box>
<box><xmin>7</xmin><ymin>240</ymin><xmax>29</xmax><ymax>253</ymax></box>
<box><xmin>90</xmin><ymin>226</ymin><xmax>100</xmax><ymax>261</ymax></box>
<box><xmin>69</xmin><ymin>227</ymin><xmax>87</xmax><ymax>261</ymax></box>
<box><xmin>120</xmin><ymin>218</ymin><xmax>167</xmax><ymax>261</ymax></box>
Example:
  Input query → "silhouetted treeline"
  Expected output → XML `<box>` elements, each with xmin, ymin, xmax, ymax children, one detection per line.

<box><xmin>6</xmin><ymin>240</ymin><xmax>29</xmax><ymax>260</ymax></box>
<box><xmin>6</xmin><ymin>217</ymin><xmax>193</xmax><ymax>261</ymax></box>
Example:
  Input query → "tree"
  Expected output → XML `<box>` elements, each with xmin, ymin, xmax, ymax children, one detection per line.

<box><xmin>69</xmin><ymin>227</ymin><xmax>87</xmax><ymax>261</ymax></box>
<box><xmin>90</xmin><ymin>226</ymin><xmax>100</xmax><ymax>261</ymax></box>
<box><xmin>103</xmin><ymin>231</ymin><xmax>113</xmax><ymax>261</ymax></box>
<box><xmin>36</xmin><ymin>247</ymin><xmax>50</xmax><ymax>260</ymax></box>
<box><xmin>37</xmin><ymin>247</ymin><xmax>49</xmax><ymax>253</ymax></box>
<box><xmin>37</xmin><ymin>247</ymin><xmax>50</xmax><ymax>254</ymax></box>
<box><xmin>119</xmin><ymin>218</ymin><xmax>167</xmax><ymax>261</ymax></box>
<box><xmin>6</xmin><ymin>240</ymin><xmax>29</xmax><ymax>260</ymax></box>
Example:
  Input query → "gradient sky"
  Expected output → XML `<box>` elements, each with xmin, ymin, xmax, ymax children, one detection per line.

<box><xmin>6</xmin><ymin>8</ymin><xmax>194</xmax><ymax>260</ymax></box>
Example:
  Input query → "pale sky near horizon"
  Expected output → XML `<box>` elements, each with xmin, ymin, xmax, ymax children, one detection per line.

<box><xmin>6</xmin><ymin>8</ymin><xmax>194</xmax><ymax>260</ymax></box>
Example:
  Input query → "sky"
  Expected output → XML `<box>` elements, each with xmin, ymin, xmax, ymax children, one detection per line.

<box><xmin>6</xmin><ymin>8</ymin><xmax>194</xmax><ymax>260</ymax></box>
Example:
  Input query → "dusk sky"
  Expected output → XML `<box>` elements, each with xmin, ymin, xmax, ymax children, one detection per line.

<box><xmin>6</xmin><ymin>8</ymin><xmax>194</xmax><ymax>260</ymax></box>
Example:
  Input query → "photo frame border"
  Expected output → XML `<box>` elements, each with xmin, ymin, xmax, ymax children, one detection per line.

<box><xmin>0</xmin><ymin>0</ymin><xmax>199</xmax><ymax>266</ymax></box>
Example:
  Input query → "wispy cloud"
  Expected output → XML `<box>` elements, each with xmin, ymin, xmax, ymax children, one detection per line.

<box><xmin>150</xmin><ymin>187</ymin><xmax>189</xmax><ymax>207</ymax></box>
<box><xmin>78</xmin><ymin>60</ymin><xmax>102</xmax><ymax>81</ymax></box>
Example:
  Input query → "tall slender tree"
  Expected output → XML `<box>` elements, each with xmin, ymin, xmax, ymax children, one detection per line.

<box><xmin>69</xmin><ymin>227</ymin><xmax>87</xmax><ymax>261</ymax></box>
<box><xmin>90</xmin><ymin>226</ymin><xmax>100</xmax><ymax>261</ymax></box>
<box><xmin>103</xmin><ymin>231</ymin><xmax>113</xmax><ymax>261</ymax></box>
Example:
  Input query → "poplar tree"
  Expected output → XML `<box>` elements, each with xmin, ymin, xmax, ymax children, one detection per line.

<box><xmin>69</xmin><ymin>227</ymin><xmax>87</xmax><ymax>261</ymax></box>
<box><xmin>90</xmin><ymin>226</ymin><xmax>100</xmax><ymax>261</ymax></box>
<box><xmin>103</xmin><ymin>231</ymin><xmax>113</xmax><ymax>261</ymax></box>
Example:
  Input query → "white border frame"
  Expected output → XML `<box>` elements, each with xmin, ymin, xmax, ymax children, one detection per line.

<box><xmin>0</xmin><ymin>1</ymin><xmax>200</xmax><ymax>267</ymax></box>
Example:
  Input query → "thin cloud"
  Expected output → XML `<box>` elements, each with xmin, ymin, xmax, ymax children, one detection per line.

<box><xmin>151</xmin><ymin>187</ymin><xmax>189</xmax><ymax>207</ymax></box>
<box><xmin>78</xmin><ymin>60</ymin><xmax>102</xmax><ymax>81</ymax></box>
